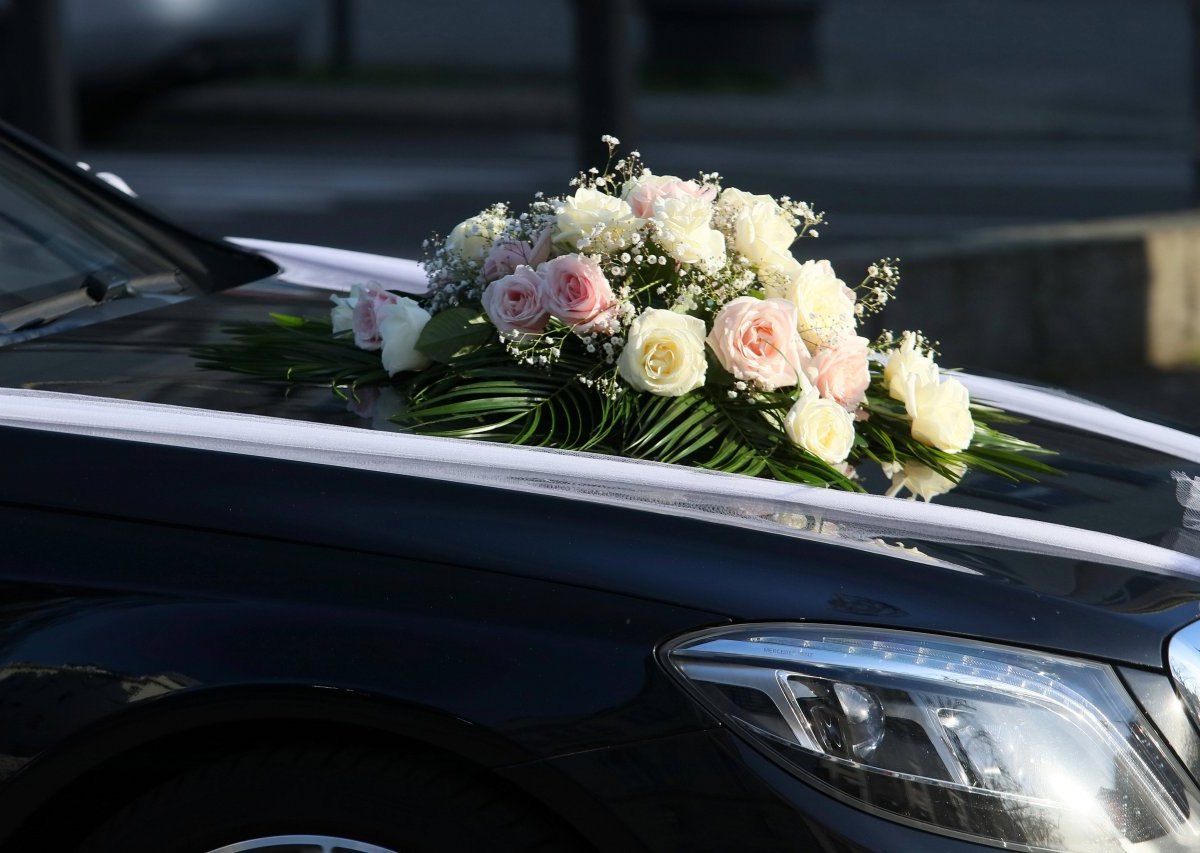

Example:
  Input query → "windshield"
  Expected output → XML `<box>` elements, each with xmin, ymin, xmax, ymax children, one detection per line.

<box><xmin>0</xmin><ymin>125</ymin><xmax>276</xmax><ymax>344</ymax></box>
<box><xmin>0</xmin><ymin>147</ymin><xmax>175</xmax><ymax>311</ymax></box>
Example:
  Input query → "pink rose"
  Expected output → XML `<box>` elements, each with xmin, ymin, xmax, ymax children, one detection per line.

<box><xmin>351</xmin><ymin>281</ymin><xmax>401</xmax><ymax>351</ymax></box>
<box><xmin>625</xmin><ymin>175</ymin><xmax>717</xmax><ymax>219</ymax></box>
<box><xmin>810</xmin><ymin>335</ymin><xmax>871</xmax><ymax>411</ymax></box>
<box><xmin>482</xmin><ymin>266</ymin><xmax>550</xmax><ymax>334</ymax></box>
<box><xmin>539</xmin><ymin>254</ymin><xmax>618</xmax><ymax>334</ymax></box>
<box><xmin>707</xmin><ymin>296</ymin><xmax>809</xmax><ymax>390</ymax></box>
<box><xmin>481</xmin><ymin>228</ymin><xmax>553</xmax><ymax>282</ymax></box>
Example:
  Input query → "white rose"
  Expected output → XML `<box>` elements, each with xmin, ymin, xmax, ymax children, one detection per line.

<box><xmin>717</xmin><ymin>187</ymin><xmax>797</xmax><ymax>274</ymax></box>
<box><xmin>618</xmin><ymin>308</ymin><xmax>708</xmax><ymax>397</ymax></box>
<box><xmin>446</xmin><ymin>214</ymin><xmax>503</xmax><ymax>264</ymax></box>
<box><xmin>784</xmin><ymin>388</ymin><xmax>856</xmax><ymax>465</ymax></box>
<box><xmin>885</xmin><ymin>461</ymin><xmax>965</xmax><ymax>502</ymax></box>
<box><xmin>766</xmin><ymin>259</ymin><xmax>857</xmax><ymax>353</ymax></box>
<box><xmin>652</xmin><ymin>195</ymin><xmax>726</xmax><ymax>271</ymax></box>
<box><xmin>330</xmin><ymin>285</ymin><xmax>360</xmax><ymax>334</ymax></box>
<box><xmin>554</xmin><ymin>187</ymin><xmax>639</xmax><ymax>254</ymax></box>
<box><xmin>905</xmin><ymin>377</ymin><xmax>975</xmax><ymax>453</ymax></box>
<box><xmin>884</xmin><ymin>332</ymin><xmax>940</xmax><ymax>405</ymax></box>
<box><xmin>377</xmin><ymin>297</ymin><xmax>432</xmax><ymax>376</ymax></box>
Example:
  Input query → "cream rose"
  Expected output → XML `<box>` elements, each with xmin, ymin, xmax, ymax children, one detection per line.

<box><xmin>884</xmin><ymin>461</ymin><xmax>965</xmax><ymax>502</ymax></box>
<box><xmin>905</xmin><ymin>377</ymin><xmax>975</xmax><ymax>453</ymax></box>
<box><xmin>553</xmin><ymin>187</ymin><xmax>638</xmax><ymax>254</ymax></box>
<box><xmin>784</xmin><ymin>389</ymin><xmax>856</xmax><ymax>465</ymax></box>
<box><xmin>717</xmin><ymin>187</ymin><xmax>797</xmax><ymax>274</ymax></box>
<box><xmin>767</xmin><ymin>259</ymin><xmax>857</xmax><ymax>352</ymax></box>
<box><xmin>706</xmin><ymin>296</ymin><xmax>809</xmax><ymax>391</ymax></box>
<box><xmin>446</xmin><ymin>213</ymin><xmax>503</xmax><ymax>264</ymax></box>
<box><xmin>617</xmin><ymin>308</ymin><xmax>708</xmax><ymax>396</ymax></box>
<box><xmin>539</xmin><ymin>253</ymin><xmax>619</xmax><ymax>334</ymax></box>
<box><xmin>884</xmin><ymin>332</ymin><xmax>940</xmax><ymax>405</ymax></box>
<box><xmin>481</xmin><ymin>266</ymin><xmax>550</xmax><ymax>335</ymax></box>
<box><xmin>652</xmin><ymin>195</ymin><xmax>725</xmax><ymax>271</ymax></box>
<box><xmin>377</xmin><ymin>297</ymin><xmax>432</xmax><ymax>375</ymax></box>
<box><xmin>810</xmin><ymin>335</ymin><xmax>870</xmax><ymax>411</ymax></box>
<box><xmin>623</xmin><ymin>174</ymin><xmax>716</xmax><ymax>219</ymax></box>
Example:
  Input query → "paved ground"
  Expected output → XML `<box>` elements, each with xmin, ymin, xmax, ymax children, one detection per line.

<box><xmin>80</xmin><ymin>85</ymin><xmax>1200</xmax><ymax>427</ymax></box>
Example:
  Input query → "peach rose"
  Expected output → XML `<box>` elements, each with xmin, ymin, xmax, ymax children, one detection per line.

<box><xmin>810</xmin><ymin>335</ymin><xmax>871</xmax><ymax>411</ymax></box>
<box><xmin>623</xmin><ymin>174</ymin><xmax>717</xmax><ymax>219</ymax></box>
<box><xmin>481</xmin><ymin>228</ymin><xmax>553</xmax><ymax>282</ymax></box>
<box><xmin>706</xmin><ymin>296</ymin><xmax>809</xmax><ymax>390</ymax></box>
<box><xmin>482</xmin><ymin>266</ymin><xmax>550</xmax><ymax>335</ymax></box>
<box><xmin>351</xmin><ymin>281</ymin><xmax>400</xmax><ymax>351</ymax></box>
<box><xmin>539</xmin><ymin>254</ymin><xmax>618</xmax><ymax>334</ymax></box>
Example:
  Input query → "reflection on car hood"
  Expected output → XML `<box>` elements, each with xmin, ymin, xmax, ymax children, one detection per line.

<box><xmin>0</xmin><ymin>276</ymin><xmax>357</xmax><ymax>424</ymax></box>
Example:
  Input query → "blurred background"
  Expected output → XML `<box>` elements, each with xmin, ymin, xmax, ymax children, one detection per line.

<box><xmin>2</xmin><ymin>0</ymin><xmax>1199</xmax><ymax>423</ymax></box>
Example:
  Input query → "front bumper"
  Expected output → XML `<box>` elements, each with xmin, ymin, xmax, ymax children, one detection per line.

<box><xmin>504</xmin><ymin>727</ymin><xmax>1000</xmax><ymax>852</ymax></box>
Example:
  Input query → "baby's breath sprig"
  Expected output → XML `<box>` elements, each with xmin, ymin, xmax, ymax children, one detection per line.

<box><xmin>422</xmin><ymin>202</ymin><xmax>513</xmax><ymax>313</ymax></box>
<box><xmin>779</xmin><ymin>197</ymin><xmax>824</xmax><ymax>237</ymax></box>
<box><xmin>854</xmin><ymin>257</ymin><xmax>901</xmax><ymax>319</ymax></box>
<box><xmin>502</xmin><ymin>327</ymin><xmax>565</xmax><ymax>368</ymax></box>
<box><xmin>576</xmin><ymin>364</ymin><xmax>625</xmax><ymax>400</ymax></box>
<box><xmin>872</xmin><ymin>328</ymin><xmax>939</xmax><ymax>358</ymax></box>
<box><xmin>697</xmin><ymin>170</ymin><xmax>723</xmax><ymax>193</ymax></box>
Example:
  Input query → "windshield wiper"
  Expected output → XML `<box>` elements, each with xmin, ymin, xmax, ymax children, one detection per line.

<box><xmin>0</xmin><ymin>270</ymin><xmax>185</xmax><ymax>334</ymax></box>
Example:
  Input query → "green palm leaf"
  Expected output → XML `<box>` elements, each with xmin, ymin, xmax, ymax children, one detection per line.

<box><xmin>401</xmin><ymin>347</ymin><xmax>613</xmax><ymax>449</ymax></box>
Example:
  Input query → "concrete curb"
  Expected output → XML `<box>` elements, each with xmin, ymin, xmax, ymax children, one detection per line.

<box><xmin>828</xmin><ymin>213</ymin><xmax>1200</xmax><ymax>378</ymax></box>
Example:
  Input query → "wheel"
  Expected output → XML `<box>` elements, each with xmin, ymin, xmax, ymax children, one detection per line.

<box><xmin>208</xmin><ymin>839</ymin><xmax>395</xmax><ymax>853</ymax></box>
<box><xmin>75</xmin><ymin>743</ymin><xmax>587</xmax><ymax>853</ymax></box>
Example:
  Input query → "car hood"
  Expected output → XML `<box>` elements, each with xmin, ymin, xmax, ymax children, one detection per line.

<box><xmin>3</xmin><ymin>271</ymin><xmax>1200</xmax><ymax>667</ymax></box>
<box><xmin>0</xmin><ymin>276</ymin><xmax>361</xmax><ymax>425</ymax></box>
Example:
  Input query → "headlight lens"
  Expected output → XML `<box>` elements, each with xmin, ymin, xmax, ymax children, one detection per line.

<box><xmin>665</xmin><ymin>625</ymin><xmax>1200</xmax><ymax>852</ymax></box>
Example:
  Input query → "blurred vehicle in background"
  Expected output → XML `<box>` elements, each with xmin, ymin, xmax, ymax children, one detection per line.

<box><xmin>69</xmin><ymin>0</ymin><xmax>306</xmax><ymax>86</ymax></box>
<box><xmin>0</xmin><ymin>0</ymin><xmax>306</xmax><ymax>91</ymax></box>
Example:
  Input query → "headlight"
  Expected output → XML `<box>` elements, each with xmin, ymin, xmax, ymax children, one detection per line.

<box><xmin>665</xmin><ymin>624</ymin><xmax>1200</xmax><ymax>852</ymax></box>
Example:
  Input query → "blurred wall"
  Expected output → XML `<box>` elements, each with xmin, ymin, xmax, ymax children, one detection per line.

<box><xmin>298</xmin><ymin>0</ymin><xmax>1191</xmax><ymax>135</ymax></box>
<box><xmin>301</xmin><ymin>0</ymin><xmax>575</xmax><ymax>70</ymax></box>
<box><xmin>822</xmin><ymin>0</ymin><xmax>1190</xmax><ymax>129</ymax></box>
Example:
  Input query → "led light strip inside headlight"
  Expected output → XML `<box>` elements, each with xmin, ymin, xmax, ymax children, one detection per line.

<box><xmin>665</xmin><ymin>625</ymin><xmax>1200</xmax><ymax>852</ymax></box>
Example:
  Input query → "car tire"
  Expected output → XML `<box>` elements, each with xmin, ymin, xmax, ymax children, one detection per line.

<box><xmin>75</xmin><ymin>742</ymin><xmax>587</xmax><ymax>853</ymax></box>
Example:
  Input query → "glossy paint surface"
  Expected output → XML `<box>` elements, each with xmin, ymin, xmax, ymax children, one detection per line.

<box><xmin>0</xmin><ymin>124</ymin><xmax>1197</xmax><ymax>851</ymax></box>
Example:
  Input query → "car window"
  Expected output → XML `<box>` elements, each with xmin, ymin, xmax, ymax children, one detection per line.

<box><xmin>0</xmin><ymin>145</ymin><xmax>174</xmax><ymax>311</ymax></box>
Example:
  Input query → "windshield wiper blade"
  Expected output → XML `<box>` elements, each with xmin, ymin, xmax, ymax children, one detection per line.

<box><xmin>0</xmin><ymin>270</ymin><xmax>185</xmax><ymax>334</ymax></box>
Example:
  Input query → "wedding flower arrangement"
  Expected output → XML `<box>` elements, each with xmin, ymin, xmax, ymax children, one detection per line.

<box><xmin>198</xmin><ymin>137</ymin><xmax>1052</xmax><ymax>499</ymax></box>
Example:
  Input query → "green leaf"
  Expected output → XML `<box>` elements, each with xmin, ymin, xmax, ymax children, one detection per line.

<box><xmin>415</xmin><ymin>307</ymin><xmax>494</xmax><ymax>363</ymax></box>
<box><xmin>196</xmin><ymin>315</ymin><xmax>1054</xmax><ymax>495</ymax></box>
<box><xmin>704</xmin><ymin>349</ymin><xmax>737</xmax><ymax>386</ymax></box>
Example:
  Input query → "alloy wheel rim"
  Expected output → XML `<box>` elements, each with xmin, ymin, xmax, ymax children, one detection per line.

<box><xmin>207</xmin><ymin>836</ymin><xmax>399</xmax><ymax>853</ymax></box>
